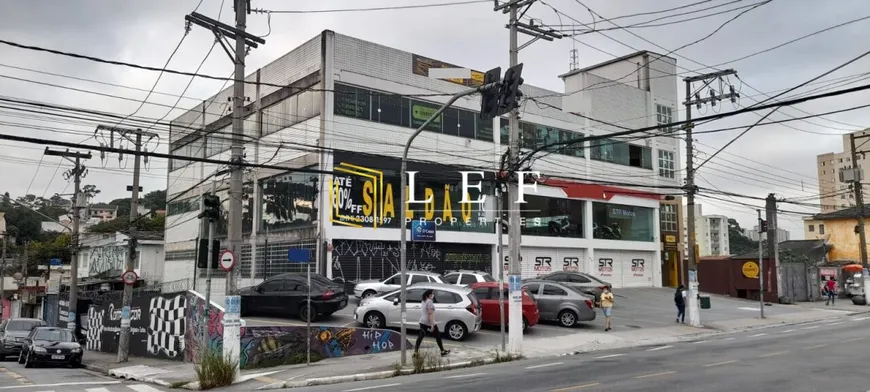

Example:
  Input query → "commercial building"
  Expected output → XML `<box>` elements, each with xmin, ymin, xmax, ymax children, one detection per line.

<box><xmin>816</xmin><ymin>129</ymin><xmax>870</xmax><ymax>212</ymax></box>
<box><xmin>163</xmin><ymin>31</ymin><xmax>681</xmax><ymax>301</ymax></box>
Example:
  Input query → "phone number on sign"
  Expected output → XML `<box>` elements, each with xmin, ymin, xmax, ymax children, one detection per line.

<box><xmin>337</xmin><ymin>215</ymin><xmax>393</xmax><ymax>224</ymax></box>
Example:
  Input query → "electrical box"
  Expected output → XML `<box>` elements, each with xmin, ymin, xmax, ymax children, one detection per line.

<box><xmin>839</xmin><ymin>168</ymin><xmax>864</xmax><ymax>183</ymax></box>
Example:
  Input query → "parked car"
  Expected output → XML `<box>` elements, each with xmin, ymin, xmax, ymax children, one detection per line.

<box><xmin>444</xmin><ymin>270</ymin><xmax>497</xmax><ymax>287</ymax></box>
<box><xmin>535</xmin><ymin>271</ymin><xmax>612</xmax><ymax>302</ymax></box>
<box><xmin>239</xmin><ymin>272</ymin><xmax>348</xmax><ymax>321</ymax></box>
<box><xmin>353</xmin><ymin>271</ymin><xmax>444</xmax><ymax>300</ymax></box>
<box><xmin>0</xmin><ymin>318</ymin><xmax>45</xmax><ymax>360</ymax></box>
<box><xmin>18</xmin><ymin>327</ymin><xmax>82</xmax><ymax>368</ymax></box>
<box><xmin>470</xmin><ymin>282</ymin><xmax>539</xmax><ymax>332</ymax></box>
<box><xmin>354</xmin><ymin>282</ymin><xmax>482</xmax><ymax>341</ymax></box>
<box><xmin>523</xmin><ymin>280</ymin><xmax>596</xmax><ymax>327</ymax></box>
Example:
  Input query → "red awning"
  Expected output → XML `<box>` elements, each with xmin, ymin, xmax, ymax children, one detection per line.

<box><xmin>541</xmin><ymin>178</ymin><xmax>662</xmax><ymax>201</ymax></box>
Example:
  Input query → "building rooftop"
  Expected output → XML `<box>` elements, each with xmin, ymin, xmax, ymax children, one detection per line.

<box><xmin>813</xmin><ymin>205</ymin><xmax>870</xmax><ymax>220</ymax></box>
<box><xmin>558</xmin><ymin>50</ymin><xmax>677</xmax><ymax>79</ymax></box>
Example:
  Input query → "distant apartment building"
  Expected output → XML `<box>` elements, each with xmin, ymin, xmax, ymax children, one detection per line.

<box><xmin>744</xmin><ymin>226</ymin><xmax>790</xmax><ymax>243</ymax></box>
<box><xmin>816</xmin><ymin>129</ymin><xmax>870</xmax><ymax>212</ymax></box>
<box><xmin>683</xmin><ymin>204</ymin><xmax>730</xmax><ymax>256</ymax></box>
<box><xmin>88</xmin><ymin>203</ymin><xmax>118</xmax><ymax>222</ymax></box>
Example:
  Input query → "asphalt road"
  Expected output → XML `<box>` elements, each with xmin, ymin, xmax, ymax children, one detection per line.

<box><xmin>0</xmin><ymin>359</ymin><xmax>166</xmax><ymax>392</ymax></box>
<box><xmin>243</xmin><ymin>287</ymin><xmax>809</xmax><ymax>351</ymax></box>
<box><xmin>292</xmin><ymin>313</ymin><xmax>870</xmax><ymax>392</ymax></box>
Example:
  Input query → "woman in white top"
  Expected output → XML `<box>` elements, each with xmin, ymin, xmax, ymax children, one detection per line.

<box><xmin>413</xmin><ymin>289</ymin><xmax>450</xmax><ymax>356</ymax></box>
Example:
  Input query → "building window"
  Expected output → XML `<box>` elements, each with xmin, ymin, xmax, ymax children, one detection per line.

<box><xmin>505</xmin><ymin>195</ymin><xmax>584</xmax><ymax>238</ymax></box>
<box><xmin>658</xmin><ymin>150</ymin><xmax>675</xmax><ymax>179</ymax></box>
<box><xmin>808</xmin><ymin>224</ymin><xmax>815</xmax><ymax>232</ymax></box>
<box><xmin>660</xmin><ymin>204</ymin><xmax>678</xmax><ymax>232</ymax></box>
<box><xmin>819</xmin><ymin>224</ymin><xmax>825</xmax><ymax>234</ymax></box>
<box><xmin>656</xmin><ymin>104</ymin><xmax>674</xmax><ymax>132</ymax></box>
<box><xmin>500</xmin><ymin>118</ymin><xmax>584</xmax><ymax>158</ymax></box>
<box><xmin>590</xmin><ymin>139</ymin><xmax>652</xmax><ymax>169</ymax></box>
<box><xmin>168</xmin><ymin>196</ymin><xmax>199</xmax><ymax>216</ymax></box>
<box><xmin>259</xmin><ymin>167</ymin><xmax>319</xmax><ymax>232</ymax></box>
<box><xmin>592</xmin><ymin>202</ymin><xmax>655</xmax><ymax>242</ymax></box>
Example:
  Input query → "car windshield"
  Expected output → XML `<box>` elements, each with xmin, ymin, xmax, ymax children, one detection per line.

<box><xmin>33</xmin><ymin>329</ymin><xmax>75</xmax><ymax>342</ymax></box>
<box><xmin>481</xmin><ymin>274</ymin><xmax>496</xmax><ymax>282</ymax></box>
<box><xmin>6</xmin><ymin>320</ymin><xmax>42</xmax><ymax>332</ymax></box>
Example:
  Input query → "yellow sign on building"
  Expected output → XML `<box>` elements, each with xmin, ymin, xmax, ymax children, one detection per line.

<box><xmin>742</xmin><ymin>261</ymin><xmax>760</xmax><ymax>279</ymax></box>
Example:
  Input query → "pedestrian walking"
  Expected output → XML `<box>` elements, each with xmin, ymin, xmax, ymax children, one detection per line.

<box><xmin>600</xmin><ymin>287</ymin><xmax>614</xmax><ymax>331</ymax></box>
<box><xmin>674</xmin><ymin>284</ymin><xmax>687</xmax><ymax>324</ymax></box>
<box><xmin>414</xmin><ymin>289</ymin><xmax>450</xmax><ymax>356</ymax></box>
<box><xmin>824</xmin><ymin>277</ymin><xmax>837</xmax><ymax>306</ymax></box>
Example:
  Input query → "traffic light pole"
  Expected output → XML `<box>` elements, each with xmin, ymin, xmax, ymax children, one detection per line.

<box><xmin>201</xmin><ymin>180</ymin><xmax>216</xmax><ymax>360</ymax></box>
<box><xmin>757</xmin><ymin>209</ymin><xmax>765</xmax><ymax>319</ymax></box>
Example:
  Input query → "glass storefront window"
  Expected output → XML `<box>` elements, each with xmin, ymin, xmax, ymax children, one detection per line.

<box><xmin>505</xmin><ymin>195</ymin><xmax>584</xmax><ymax>238</ymax></box>
<box><xmin>592</xmin><ymin>202</ymin><xmax>654</xmax><ymax>242</ymax></box>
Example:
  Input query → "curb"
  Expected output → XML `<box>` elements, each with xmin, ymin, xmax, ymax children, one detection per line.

<box><xmin>257</xmin><ymin>356</ymin><xmax>503</xmax><ymax>390</ymax></box>
<box><xmin>107</xmin><ymin>368</ymin><xmax>173</xmax><ymax>387</ymax></box>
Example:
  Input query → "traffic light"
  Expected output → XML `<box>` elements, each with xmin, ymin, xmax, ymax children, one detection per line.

<box><xmin>758</xmin><ymin>219</ymin><xmax>768</xmax><ymax>233</ymax></box>
<box><xmin>479</xmin><ymin>67</ymin><xmax>502</xmax><ymax>120</ymax></box>
<box><xmin>497</xmin><ymin>63</ymin><xmax>524</xmax><ymax>115</ymax></box>
<box><xmin>196</xmin><ymin>238</ymin><xmax>220</xmax><ymax>269</ymax></box>
<box><xmin>199</xmin><ymin>193</ymin><xmax>222</xmax><ymax>221</ymax></box>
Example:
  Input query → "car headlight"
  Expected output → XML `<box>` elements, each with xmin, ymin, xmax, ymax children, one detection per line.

<box><xmin>33</xmin><ymin>347</ymin><xmax>46</xmax><ymax>353</ymax></box>
<box><xmin>72</xmin><ymin>347</ymin><xmax>82</xmax><ymax>353</ymax></box>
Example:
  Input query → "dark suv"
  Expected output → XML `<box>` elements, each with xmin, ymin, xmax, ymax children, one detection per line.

<box><xmin>0</xmin><ymin>318</ymin><xmax>46</xmax><ymax>359</ymax></box>
<box><xmin>239</xmin><ymin>273</ymin><xmax>349</xmax><ymax>321</ymax></box>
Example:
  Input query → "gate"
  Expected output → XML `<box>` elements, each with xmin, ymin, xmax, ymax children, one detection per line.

<box><xmin>782</xmin><ymin>262</ymin><xmax>810</xmax><ymax>302</ymax></box>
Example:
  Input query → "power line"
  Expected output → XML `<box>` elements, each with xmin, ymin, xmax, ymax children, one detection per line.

<box><xmin>252</xmin><ymin>0</ymin><xmax>489</xmax><ymax>14</ymax></box>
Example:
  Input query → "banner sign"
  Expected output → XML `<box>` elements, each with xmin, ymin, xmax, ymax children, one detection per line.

<box><xmin>412</xmin><ymin>54</ymin><xmax>485</xmax><ymax>87</ymax></box>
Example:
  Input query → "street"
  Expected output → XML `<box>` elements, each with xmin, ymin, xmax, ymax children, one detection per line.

<box><xmin>289</xmin><ymin>313</ymin><xmax>870</xmax><ymax>391</ymax></box>
<box><xmin>0</xmin><ymin>360</ymin><xmax>166</xmax><ymax>392</ymax></box>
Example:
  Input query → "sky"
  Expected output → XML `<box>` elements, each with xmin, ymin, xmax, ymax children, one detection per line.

<box><xmin>1</xmin><ymin>0</ymin><xmax>869</xmax><ymax>239</ymax></box>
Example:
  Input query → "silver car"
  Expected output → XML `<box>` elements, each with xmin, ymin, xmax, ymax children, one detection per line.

<box><xmin>354</xmin><ymin>282</ymin><xmax>483</xmax><ymax>341</ymax></box>
<box><xmin>523</xmin><ymin>280</ymin><xmax>596</xmax><ymax>327</ymax></box>
<box><xmin>353</xmin><ymin>271</ymin><xmax>444</xmax><ymax>299</ymax></box>
<box><xmin>443</xmin><ymin>270</ymin><xmax>497</xmax><ymax>287</ymax></box>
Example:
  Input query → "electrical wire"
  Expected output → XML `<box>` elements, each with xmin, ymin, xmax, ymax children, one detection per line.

<box><xmin>252</xmin><ymin>0</ymin><xmax>489</xmax><ymax>14</ymax></box>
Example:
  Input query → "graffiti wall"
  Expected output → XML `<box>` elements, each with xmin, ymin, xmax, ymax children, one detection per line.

<box><xmin>88</xmin><ymin>245</ymin><xmax>127</xmax><ymax>276</ymax></box>
<box><xmin>184</xmin><ymin>291</ymin><xmax>407</xmax><ymax>369</ymax></box>
<box><xmin>331</xmin><ymin>240</ymin><xmax>491</xmax><ymax>291</ymax></box>
<box><xmin>85</xmin><ymin>292</ymin><xmax>187</xmax><ymax>361</ymax></box>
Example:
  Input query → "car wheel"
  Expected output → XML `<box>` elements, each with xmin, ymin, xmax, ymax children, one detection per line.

<box><xmin>364</xmin><ymin>311</ymin><xmax>385</xmax><ymax>329</ymax></box>
<box><xmin>522</xmin><ymin>317</ymin><xmax>529</xmax><ymax>332</ymax></box>
<box><xmin>17</xmin><ymin>352</ymin><xmax>23</xmax><ymax>364</ymax></box>
<box><xmin>298</xmin><ymin>302</ymin><xmax>315</xmax><ymax>322</ymax></box>
<box><xmin>445</xmin><ymin>321</ymin><xmax>468</xmax><ymax>341</ymax></box>
<box><xmin>23</xmin><ymin>352</ymin><xmax>32</xmax><ymax>368</ymax></box>
<box><xmin>558</xmin><ymin>310</ymin><xmax>578</xmax><ymax>327</ymax></box>
<box><xmin>361</xmin><ymin>290</ymin><xmax>377</xmax><ymax>299</ymax></box>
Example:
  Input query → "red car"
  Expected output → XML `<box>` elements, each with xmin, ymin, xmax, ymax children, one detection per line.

<box><xmin>470</xmin><ymin>282</ymin><xmax>539</xmax><ymax>331</ymax></box>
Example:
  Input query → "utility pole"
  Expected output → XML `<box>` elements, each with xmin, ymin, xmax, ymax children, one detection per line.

<box><xmin>95</xmin><ymin>125</ymin><xmax>158</xmax><ymax>362</ymax></box>
<box><xmin>249</xmin><ymin>69</ymin><xmax>262</xmax><ymax>287</ymax></box>
<box><xmin>848</xmin><ymin>133</ymin><xmax>870</xmax><ymax>303</ymax></box>
<box><xmin>765</xmin><ymin>194</ymin><xmax>778</xmax><ymax>299</ymax></box>
<box><xmin>682</xmin><ymin>69</ymin><xmax>738</xmax><ymax>328</ymax></box>
<box><xmin>494</xmin><ymin>0</ymin><xmax>562</xmax><ymax>355</ymax></box>
<box><xmin>0</xmin><ymin>234</ymin><xmax>6</xmax><ymax>320</ymax></box>
<box><xmin>44</xmin><ymin>148</ymin><xmax>91</xmax><ymax>334</ymax></box>
<box><xmin>186</xmin><ymin>2</ymin><xmax>265</xmax><ymax>378</ymax></box>
<box><xmin>757</xmin><ymin>210</ymin><xmax>765</xmax><ymax>318</ymax></box>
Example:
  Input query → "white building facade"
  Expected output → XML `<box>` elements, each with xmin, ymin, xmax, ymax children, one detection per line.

<box><xmin>164</xmin><ymin>31</ymin><xmax>681</xmax><ymax>296</ymax></box>
<box><xmin>76</xmin><ymin>232</ymin><xmax>165</xmax><ymax>285</ymax></box>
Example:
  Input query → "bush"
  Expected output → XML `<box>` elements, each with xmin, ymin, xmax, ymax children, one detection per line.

<box><xmin>195</xmin><ymin>350</ymin><xmax>238</xmax><ymax>390</ymax></box>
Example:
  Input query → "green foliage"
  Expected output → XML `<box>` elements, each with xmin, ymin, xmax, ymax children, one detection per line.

<box><xmin>195</xmin><ymin>350</ymin><xmax>238</xmax><ymax>390</ymax></box>
<box><xmin>87</xmin><ymin>214</ymin><xmax>164</xmax><ymax>234</ymax></box>
<box><xmin>728</xmin><ymin>218</ymin><xmax>759</xmax><ymax>256</ymax></box>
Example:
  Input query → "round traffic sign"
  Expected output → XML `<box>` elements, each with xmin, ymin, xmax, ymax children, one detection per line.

<box><xmin>121</xmin><ymin>270</ymin><xmax>138</xmax><ymax>285</ymax></box>
<box><xmin>219</xmin><ymin>250</ymin><xmax>236</xmax><ymax>272</ymax></box>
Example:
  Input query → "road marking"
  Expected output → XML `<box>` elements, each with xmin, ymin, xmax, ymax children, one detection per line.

<box><xmin>0</xmin><ymin>381</ymin><xmax>121</xmax><ymax>389</ymax></box>
<box><xmin>738</xmin><ymin>307</ymin><xmax>759</xmax><ymax>311</ymax></box>
<box><xmin>760</xmin><ymin>351</ymin><xmax>789</xmax><ymax>357</ymax></box>
<box><xmin>444</xmin><ymin>372</ymin><xmax>487</xmax><ymax>379</ymax></box>
<box><xmin>780</xmin><ymin>329</ymin><xmax>796</xmax><ymax>333</ymax></box>
<box><xmin>843</xmin><ymin>337</ymin><xmax>864</xmax><ymax>342</ymax></box>
<box><xmin>85</xmin><ymin>388</ymin><xmax>111</xmax><ymax>392</ymax></box>
<box><xmin>803</xmin><ymin>344</ymin><xmax>827</xmax><ymax>349</ymax></box>
<box><xmin>634</xmin><ymin>371</ymin><xmax>676</xmax><ymax>379</ymax></box>
<box><xmin>748</xmin><ymin>333</ymin><xmax>767</xmax><ymax>337</ymax></box>
<box><xmin>344</xmin><ymin>383</ymin><xmax>401</xmax><ymax>392</ymax></box>
<box><xmin>595</xmin><ymin>354</ymin><xmax>625</xmax><ymax>359</ymax></box>
<box><xmin>704</xmin><ymin>360</ymin><xmax>738</xmax><ymax>367</ymax></box>
<box><xmin>825</xmin><ymin>322</ymin><xmax>843</xmax><ymax>326</ymax></box>
<box><xmin>646</xmin><ymin>345</ymin><xmax>672</xmax><ymax>351</ymax></box>
<box><xmin>127</xmin><ymin>385</ymin><xmax>165</xmax><ymax>392</ymax></box>
<box><xmin>691</xmin><ymin>340</ymin><xmax>708</xmax><ymax>344</ymax></box>
<box><xmin>854</xmin><ymin>316</ymin><xmax>870</xmax><ymax>321</ymax></box>
<box><xmin>802</xmin><ymin>326</ymin><xmax>819</xmax><ymax>330</ymax></box>
<box><xmin>723</xmin><ymin>337</ymin><xmax>736</xmax><ymax>341</ymax></box>
<box><xmin>526</xmin><ymin>362</ymin><xmax>564</xmax><ymax>369</ymax></box>
<box><xmin>550</xmin><ymin>382</ymin><xmax>601</xmax><ymax>391</ymax></box>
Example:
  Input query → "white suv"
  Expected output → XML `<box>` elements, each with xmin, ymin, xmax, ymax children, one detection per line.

<box><xmin>443</xmin><ymin>270</ymin><xmax>496</xmax><ymax>287</ymax></box>
<box><xmin>353</xmin><ymin>271</ymin><xmax>444</xmax><ymax>299</ymax></box>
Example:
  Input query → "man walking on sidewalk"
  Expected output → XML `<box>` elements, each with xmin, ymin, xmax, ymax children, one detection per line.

<box><xmin>824</xmin><ymin>277</ymin><xmax>837</xmax><ymax>306</ymax></box>
<box><xmin>675</xmin><ymin>284</ymin><xmax>687</xmax><ymax>324</ymax></box>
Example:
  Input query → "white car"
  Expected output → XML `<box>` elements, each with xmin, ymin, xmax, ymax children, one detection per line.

<box><xmin>354</xmin><ymin>283</ymin><xmax>483</xmax><ymax>341</ymax></box>
<box><xmin>353</xmin><ymin>271</ymin><xmax>444</xmax><ymax>299</ymax></box>
<box><xmin>443</xmin><ymin>270</ymin><xmax>496</xmax><ymax>287</ymax></box>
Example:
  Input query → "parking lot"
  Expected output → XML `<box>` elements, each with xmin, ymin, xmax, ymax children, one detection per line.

<box><xmin>243</xmin><ymin>287</ymin><xmax>809</xmax><ymax>352</ymax></box>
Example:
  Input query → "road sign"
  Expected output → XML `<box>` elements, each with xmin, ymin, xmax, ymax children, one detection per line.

<box><xmin>411</xmin><ymin>220</ymin><xmax>436</xmax><ymax>241</ymax></box>
<box><xmin>288</xmin><ymin>248</ymin><xmax>310</xmax><ymax>263</ymax></box>
<box><xmin>219</xmin><ymin>250</ymin><xmax>236</xmax><ymax>271</ymax></box>
<box><xmin>50</xmin><ymin>258</ymin><xmax>61</xmax><ymax>266</ymax></box>
<box><xmin>121</xmin><ymin>270</ymin><xmax>138</xmax><ymax>285</ymax></box>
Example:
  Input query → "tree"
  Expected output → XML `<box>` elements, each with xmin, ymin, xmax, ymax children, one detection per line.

<box><xmin>87</xmin><ymin>214</ymin><xmax>165</xmax><ymax>233</ymax></box>
<box><xmin>142</xmin><ymin>190</ymin><xmax>167</xmax><ymax>212</ymax></box>
<box><xmin>108</xmin><ymin>198</ymin><xmax>132</xmax><ymax>218</ymax></box>
<box><xmin>728</xmin><ymin>218</ymin><xmax>759</xmax><ymax>256</ymax></box>
<box><xmin>82</xmin><ymin>184</ymin><xmax>100</xmax><ymax>200</ymax></box>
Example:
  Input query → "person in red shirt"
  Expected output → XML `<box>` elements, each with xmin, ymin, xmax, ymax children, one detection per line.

<box><xmin>824</xmin><ymin>277</ymin><xmax>837</xmax><ymax>306</ymax></box>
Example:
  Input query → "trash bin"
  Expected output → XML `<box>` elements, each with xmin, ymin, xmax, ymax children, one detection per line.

<box><xmin>699</xmin><ymin>295</ymin><xmax>711</xmax><ymax>309</ymax></box>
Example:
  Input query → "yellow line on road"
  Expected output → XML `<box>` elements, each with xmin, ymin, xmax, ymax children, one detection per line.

<box><xmin>550</xmin><ymin>382</ymin><xmax>601</xmax><ymax>391</ymax></box>
<box><xmin>759</xmin><ymin>351</ymin><xmax>789</xmax><ymax>357</ymax></box>
<box><xmin>634</xmin><ymin>371</ymin><xmax>676</xmax><ymax>379</ymax></box>
<box><xmin>803</xmin><ymin>344</ymin><xmax>827</xmax><ymax>350</ymax></box>
<box><xmin>704</xmin><ymin>360</ymin><xmax>738</xmax><ymax>367</ymax></box>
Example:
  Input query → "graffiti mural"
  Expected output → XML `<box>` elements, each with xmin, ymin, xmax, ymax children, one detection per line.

<box><xmin>85</xmin><ymin>292</ymin><xmax>187</xmax><ymax>361</ymax></box>
<box><xmin>88</xmin><ymin>245</ymin><xmax>127</xmax><ymax>276</ymax></box>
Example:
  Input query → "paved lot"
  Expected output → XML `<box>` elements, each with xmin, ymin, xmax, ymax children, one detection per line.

<box><xmin>290</xmin><ymin>313</ymin><xmax>870</xmax><ymax>391</ymax></box>
<box><xmin>243</xmin><ymin>287</ymin><xmax>813</xmax><ymax>352</ymax></box>
<box><xmin>0</xmin><ymin>358</ymin><xmax>165</xmax><ymax>392</ymax></box>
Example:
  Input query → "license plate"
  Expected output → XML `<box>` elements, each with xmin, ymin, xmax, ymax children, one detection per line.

<box><xmin>51</xmin><ymin>355</ymin><xmax>65</xmax><ymax>360</ymax></box>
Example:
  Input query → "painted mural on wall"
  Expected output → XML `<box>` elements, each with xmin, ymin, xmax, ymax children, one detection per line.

<box><xmin>85</xmin><ymin>292</ymin><xmax>187</xmax><ymax>361</ymax></box>
<box><xmin>88</xmin><ymin>245</ymin><xmax>127</xmax><ymax>276</ymax></box>
<box><xmin>331</xmin><ymin>240</ymin><xmax>491</xmax><ymax>291</ymax></box>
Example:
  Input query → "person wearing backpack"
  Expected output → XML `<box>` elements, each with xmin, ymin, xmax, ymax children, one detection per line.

<box><xmin>674</xmin><ymin>284</ymin><xmax>687</xmax><ymax>324</ymax></box>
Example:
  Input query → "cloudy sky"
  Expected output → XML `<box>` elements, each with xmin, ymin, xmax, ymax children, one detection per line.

<box><xmin>1</xmin><ymin>0</ymin><xmax>869</xmax><ymax>238</ymax></box>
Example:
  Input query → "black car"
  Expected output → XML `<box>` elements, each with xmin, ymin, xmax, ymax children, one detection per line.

<box><xmin>0</xmin><ymin>318</ymin><xmax>46</xmax><ymax>359</ymax></box>
<box><xmin>18</xmin><ymin>327</ymin><xmax>83</xmax><ymax>368</ymax></box>
<box><xmin>239</xmin><ymin>273</ymin><xmax>348</xmax><ymax>321</ymax></box>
